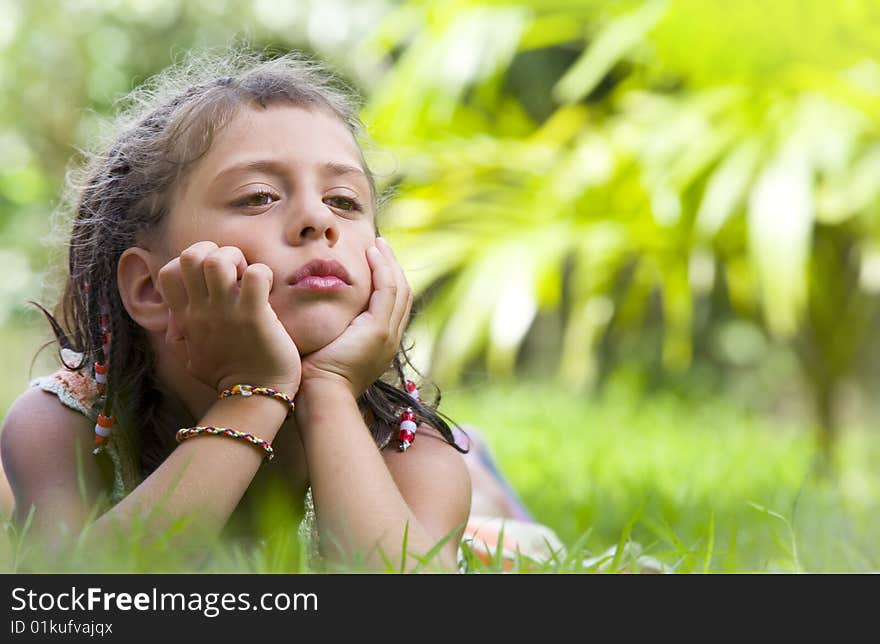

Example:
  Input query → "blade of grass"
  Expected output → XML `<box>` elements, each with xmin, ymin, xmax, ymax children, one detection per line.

<box><xmin>748</xmin><ymin>501</ymin><xmax>801</xmax><ymax>572</ymax></box>
<box><xmin>724</xmin><ymin>520</ymin><xmax>738</xmax><ymax>573</ymax></box>
<box><xmin>701</xmin><ymin>511</ymin><xmax>715</xmax><ymax>573</ymax></box>
<box><xmin>399</xmin><ymin>521</ymin><xmax>410</xmax><ymax>574</ymax></box>
<box><xmin>410</xmin><ymin>521</ymin><xmax>464</xmax><ymax>573</ymax></box>
<box><xmin>491</xmin><ymin>522</ymin><xmax>507</xmax><ymax>573</ymax></box>
<box><xmin>611</xmin><ymin>503</ymin><xmax>644</xmax><ymax>572</ymax></box>
<box><xmin>560</xmin><ymin>527</ymin><xmax>593</xmax><ymax>572</ymax></box>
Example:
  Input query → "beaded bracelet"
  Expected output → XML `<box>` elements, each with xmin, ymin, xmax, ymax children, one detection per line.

<box><xmin>218</xmin><ymin>384</ymin><xmax>295</xmax><ymax>417</ymax></box>
<box><xmin>176</xmin><ymin>425</ymin><xmax>275</xmax><ymax>462</ymax></box>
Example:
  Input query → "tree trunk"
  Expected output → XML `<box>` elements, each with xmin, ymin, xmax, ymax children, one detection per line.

<box><xmin>812</xmin><ymin>377</ymin><xmax>838</xmax><ymax>478</ymax></box>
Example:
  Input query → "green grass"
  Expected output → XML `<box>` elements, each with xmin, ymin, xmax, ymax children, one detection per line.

<box><xmin>2</xmin><ymin>320</ymin><xmax>879</xmax><ymax>573</ymax></box>
<box><xmin>440</xmin><ymin>377</ymin><xmax>880</xmax><ymax>573</ymax></box>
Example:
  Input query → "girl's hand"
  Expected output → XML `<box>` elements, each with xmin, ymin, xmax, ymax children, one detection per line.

<box><xmin>157</xmin><ymin>241</ymin><xmax>301</xmax><ymax>397</ymax></box>
<box><xmin>299</xmin><ymin>238</ymin><xmax>412</xmax><ymax>399</ymax></box>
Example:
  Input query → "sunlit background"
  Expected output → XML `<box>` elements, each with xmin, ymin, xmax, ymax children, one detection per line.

<box><xmin>2</xmin><ymin>0</ymin><xmax>880</xmax><ymax>571</ymax></box>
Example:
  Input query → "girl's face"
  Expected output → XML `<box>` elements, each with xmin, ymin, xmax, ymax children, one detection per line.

<box><xmin>160</xmin><ymin>103</ymin><xmax>376</xmax><ymax>355</ymax></box>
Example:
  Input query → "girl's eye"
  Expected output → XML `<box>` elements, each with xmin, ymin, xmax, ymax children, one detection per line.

<box><xmin>237</xmin><ymin>190</ymin><xmax>279</xmax><ymax>208</ymax></box>
<box><xmin>325</xmin><ymin>195</ymin><xmax>362</xmax><ymax>212</ymax></box>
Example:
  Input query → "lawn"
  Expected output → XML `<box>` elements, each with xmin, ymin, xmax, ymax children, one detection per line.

<box><xmin>442</xmin><ymin>378</ymin><xmax>880</xmax><ymax>573</ymax></box>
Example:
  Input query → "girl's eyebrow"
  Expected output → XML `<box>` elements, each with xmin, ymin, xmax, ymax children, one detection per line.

<box><xmin>322</xmin><ymin>161</ymin><xmax>368</xmax><ymax>180</ymax></box>
<box><xmin>211</xmin><ymin>159</ymin><xmax>368</xmax><ymax>186</ymax></box>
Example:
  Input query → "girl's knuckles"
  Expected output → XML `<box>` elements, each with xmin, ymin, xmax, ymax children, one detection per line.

<box><xmin>157</xmin><ymin>264</ymin><xmax>180</xmax><ymax>282</ymax></box>
<box><xmin>178</xmin><ymin>253</ymin><xmax>203</xmax><ymax>269</ymax></box>
<box><xmin>248</xmin><ymin>264</ymin><xmax>272</xmax><ymax>280</ymax></box>
<box><xmin>203</xmin><ymin>255</ymin><xmax>227</xmax><ymax>271</ymax></box>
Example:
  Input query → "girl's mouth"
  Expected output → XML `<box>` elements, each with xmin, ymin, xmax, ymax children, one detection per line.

<box><xmin>290</xmin><ymin>275</ymin><xmax>349</xmax><ymax>291</ymax></box>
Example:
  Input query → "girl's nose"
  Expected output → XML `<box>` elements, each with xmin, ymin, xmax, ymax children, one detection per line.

<box><xmin>286</xmin><ymin>196</ymin><xmax>338</xmax><ymax>246</ymax></box>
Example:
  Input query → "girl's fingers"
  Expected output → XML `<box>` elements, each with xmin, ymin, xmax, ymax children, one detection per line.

<box><xmin>157</xmin><ymin>258</ymin><xmax>188</xmax><ymax>314</ymax></box>
<box><xmin>178</xmin><ymin>240</ymin><xmax>218</xmax><ymax>303</ymax></box>
<box><xmin>398</xmin><ymin>285</ymin><xmax>414</xmax><ymax>340</ymax></box>
<box><xmin>204</xmin><ymin>245</ymin><xmax>248</xmax><ymax>302</ymax></box>
<box><xmin>164</xmin><ymin>309</ymin><xmax>190</xmax><ymax>366</ymax></box>
<box><xmin>366</xmin><ymin>244</ymin><xmax>397</xmax><ymax>336</ymax></box>
<box><xmin>239</xmin><ymin>262</ymin><xmax>274</xmax><ymax>310</ymax></box>
<box><xmin>376</xmin><ymin>237</ymin><xmax>412</xmax><ymax>339</ymax></box>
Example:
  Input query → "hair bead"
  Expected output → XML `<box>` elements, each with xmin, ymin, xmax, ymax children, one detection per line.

<box><xmin>92</xmin><ymin>300</ymin><xmax>115</xmax><ymax>454</ymax></box>
<box><xmin>397</xmin><ymin>380</ymin><xmax>421</xmax><ymax>452</ymax></box>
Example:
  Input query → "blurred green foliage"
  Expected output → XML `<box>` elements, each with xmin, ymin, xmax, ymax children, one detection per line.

<box><xmin>2</xmin><ymin>0</ymin><xmax>880</xmax><ymax>466</ymax></box>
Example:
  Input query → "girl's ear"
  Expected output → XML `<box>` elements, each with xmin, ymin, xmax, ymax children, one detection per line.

<box><xmin>117</xmin><ymin>247</ymin><xmax>167</xmax><ymax>333</ymax></box>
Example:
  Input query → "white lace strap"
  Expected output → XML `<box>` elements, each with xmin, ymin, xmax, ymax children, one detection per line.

<box><xmin>30</xmin><ymin>375</ymin><xmax>95</xmax><ymax>419</ymax></box>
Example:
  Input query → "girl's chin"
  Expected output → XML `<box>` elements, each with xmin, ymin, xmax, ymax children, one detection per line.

<box><xmin>284</xmin><ymin>322</ymin><xmax>350</xmax><ymax>356</ymax></box>
<box><xmin>275</xmin><ymin>301</ymin><xmax>363</xmax><ymax>354</ymax></box>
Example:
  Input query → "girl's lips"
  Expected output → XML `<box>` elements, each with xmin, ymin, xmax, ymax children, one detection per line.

<box><xmin>290</xmin><ymin>275</ymin><xmax>349</xmax><ymax>291</ymax></box>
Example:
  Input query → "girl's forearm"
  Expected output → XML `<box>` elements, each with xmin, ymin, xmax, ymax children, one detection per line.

<box><xmin>295</xmin><ymin>379</ymin><xmax>456</xmax><ymax>572</ymax></box>
<box><xmin>82</xmin><ymin>395</ymin><xmax>289</xmax><ymax>550</ymax></box>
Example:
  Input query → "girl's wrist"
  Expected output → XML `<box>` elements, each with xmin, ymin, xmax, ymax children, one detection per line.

<box><xmin>216</xmin><ymin>379</ymin><xmax>299</xmax><ymax>401</ymax></box>
<box><xmin>294</xmin><ymin>376</ymin><xmax>358</xmax><ymax>425</ymax></box>
<box><xmin>217</xmin><ymin>383</ymin><xmax>297</xmax><ymax>417</ymax></box>
<box><xmin>211</xmin><ymin>390</ymin><xmax>291</xmax><ymax>418</ymax></box>
<box><xmin>297</xmin><ymin>371</ymin><xmax>357</xmax><ymax>400</ymax></box>
<box><xmin>202</xmin><ymin>393</ymin><xmax>291</xmax><ymax>445</ymax></box>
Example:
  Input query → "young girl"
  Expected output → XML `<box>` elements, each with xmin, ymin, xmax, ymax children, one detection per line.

<box><xmin>0</xmin><ymin>48</ymin><xmax>477</xmax><ymax>572</ymax></box>
<box><xmin>0</xmin><ymin>48</ymin><xmax>560</xmax><ymax>573</ymax></box>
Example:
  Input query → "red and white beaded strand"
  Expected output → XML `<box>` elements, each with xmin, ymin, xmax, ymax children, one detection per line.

<box><xmin>92</xmin><ymin>303</ymin><xmax>115</xmax><ymax>454</ymax></box>
<box><xmin>397</xmin><ymin>379</ymin><xmax>420</xmax><ymax>452</ymax></box>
